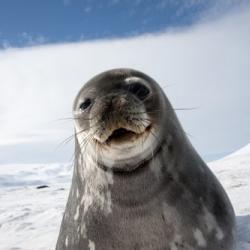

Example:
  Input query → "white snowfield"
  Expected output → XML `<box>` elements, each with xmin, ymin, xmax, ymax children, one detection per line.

<box><xmin>0</xmin><ymin>145</ymin><xmax>250</xmax><ymax>250</ymax></box>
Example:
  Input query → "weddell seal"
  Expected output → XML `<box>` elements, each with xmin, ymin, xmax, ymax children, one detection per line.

<box><xmin>56</xmin><ymin>69</ymin><xmax>237</xmax><ymax>250</ymax></box>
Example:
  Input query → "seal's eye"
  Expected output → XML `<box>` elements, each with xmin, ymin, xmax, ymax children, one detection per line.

<box><xmin>79</xmin><ymin>98</ymin><xmax>92</xmax><ymax>110</ymax></box>
<box><xmin>128</xmin><ymin>82</ymin><xmax>150</xmax><ymax>100</ymax></box>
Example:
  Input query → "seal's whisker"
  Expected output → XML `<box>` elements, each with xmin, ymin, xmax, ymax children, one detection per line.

<box><xmin>78</xmin><ymin>127</ymin><xmax>100</xmax><ymax>156</ymax></box>
<box><xmin>75</xmin><ymin>133</ymin><xmax>92</xmax><ymax>160</ymax></box>
<box><xmin>70</xmin><ymin>128</ymin><xmax>97</xmax><ymax>162</ymax></box>
<box><xmin>56</xmin><ymin>123</ymin><xmax>98</xmax><ymax>150</ymax></box>
<box><xmin>173</xmin><ymin>107</ymin><xmax>198</xmax><ymax>111</ymax></box>
<box><xmin>127</xmin><ymin>110</ymin><xmax>162</xmax><ymax>115</ymax></box>
<box><xmin>74</xmin><ymin>115</ymin><xmax>97</xmax><ymax>121</ymax></box>
<box><xmin>53</xmin><ymin>116</ymin><xmax>96</xmax><ymax>123</ymax></box>
<box><xmin>129</xmin><ymin>107</ymin><xmax>198</xmax><ymax>116</ymax></box>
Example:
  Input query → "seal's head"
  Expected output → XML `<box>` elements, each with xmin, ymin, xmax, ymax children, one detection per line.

<box><xmin>73</xmin><ymin>68</ymin><xmax>168</xmax><ymax>171</ymax></box>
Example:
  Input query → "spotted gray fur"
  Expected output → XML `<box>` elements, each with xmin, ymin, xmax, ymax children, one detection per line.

<box><xmin>56</xmin><ymin>69</ymin><xmax>237</xmax><ymax>250</ymax></box>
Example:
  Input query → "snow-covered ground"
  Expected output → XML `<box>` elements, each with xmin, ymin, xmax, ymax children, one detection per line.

<box><xmin>209</xmin><ymin>144</ymin><xmax>250</xmax><ymax>250</ymax></box>
<box><xmin>0</xmin><ymin>163</ymin><xmax>72</xmax><ymax>250</ymax></box>
<box><xmin>0</xmin><ymin>145</ymin><xmax>250</xmax><ymax>250</ymax></box>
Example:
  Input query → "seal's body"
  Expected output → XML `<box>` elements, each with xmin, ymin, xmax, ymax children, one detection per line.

<box><xmin>56</xmin><ymin>69</ymin><xmax>237</xmax><ymax>250</ymax></box>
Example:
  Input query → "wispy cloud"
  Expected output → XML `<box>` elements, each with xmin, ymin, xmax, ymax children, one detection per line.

<box><xmin>0</xmin><ymin>7</ymin><xmax>249</xmax><ymax>163</ymax></box>
<box><xmin>83</xmin><ymin>6</ymin><xmax>92</xmax><ymax>13</ymax></box>
<box><xmin>0</xmin><ymin>33</ymin><xmax>48</xmax><ymax>50</ymax></box>
<box><xmin>18</xmin><ymin>32</ymin><xmax>48</xmax><ymax>46</ymax></box>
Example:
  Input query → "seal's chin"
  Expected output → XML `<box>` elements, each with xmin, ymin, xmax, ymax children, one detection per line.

<box><xmin>76</xmin><ymin>122</ymin><xmax>159</xmax><ymax>171</ymax></box>
<box><xmin>89</xmin><ymin>123</ymin><xmax>157</xmax><ymax>172</ymax></box>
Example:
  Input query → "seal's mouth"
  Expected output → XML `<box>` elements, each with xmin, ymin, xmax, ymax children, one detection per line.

<box><xmin>108</xmin><ymin>124</ymin><xmax>153</xmax><ymax>144</ymax></box>
<box><xmin>106</xmin><ymin>128</ymin><xmax>137</xmax><ymax>144</ymax></box>
<box><xmin>94</xmin><ymin>124</ymin><xmax>152</xmax><ymax>145</ymax></box>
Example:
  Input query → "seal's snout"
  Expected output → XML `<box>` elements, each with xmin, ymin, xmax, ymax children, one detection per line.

<box><xmin>98</xmin><ymin>94</ymin><xmax>129</xmax><ymax>115</ymax></box>
<box><xmin>111</xmin><ymin>96</ymin><xmax>127</xmax><ymax>109</ymax></box>
<box><xmin>91</xmin><ymin>92</ymin><xmax>151</xmax><ymax>145</ymax></box>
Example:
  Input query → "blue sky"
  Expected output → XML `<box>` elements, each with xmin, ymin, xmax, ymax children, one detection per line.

<box><xmin>0</xmin><ymin>0</ymin><xmax>250</xmax><ymax>164</ymax></box>
<box><xmin>0</xmin><ymin>0</ymin><xmax>248</xmax><ymax>48</ymax></box>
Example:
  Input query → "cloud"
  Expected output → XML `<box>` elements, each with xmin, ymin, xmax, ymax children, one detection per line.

<box><xmin>0</xmin><ymin>7</ymin><xmax>249</xmax><ymax>163</ymax></box>
<box><xmin>18</xmin><ymin>32</ymin><xmax>48</xmax><ymax>46</ymax></box>
<box><xmin>83</xmin><ymin>6</ymin><xmax>92</xmax><ymax>13</ymax></box>
<box><xmin>0</xmin><ymin>33</ymin><xmax>48</xmax><ymax>49</ymax></box>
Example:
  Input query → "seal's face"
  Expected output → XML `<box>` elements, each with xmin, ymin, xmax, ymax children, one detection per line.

<box><xmin>73</xmin><ymin>69</ymin><xmax>165</xmax><ymax>171</ymax></box>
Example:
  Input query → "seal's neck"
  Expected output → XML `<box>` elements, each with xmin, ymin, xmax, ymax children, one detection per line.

<box><xmin>74</xmin><ymin>137</ymin><xmax>179</xmax><ymax>210</ymax></box>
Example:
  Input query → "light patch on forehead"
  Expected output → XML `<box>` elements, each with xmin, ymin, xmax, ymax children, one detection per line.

<box><xmin>203</xmin><ymin>206</ymin><xmax>224</xmax><ymax>240</ymax></box>
<box><xmin>124</xmin><ymin>76</ymin><xmax>148</xmax><ymax>86</ymax></box>
<box><xmin>193</xmin><ymin>228</ymin><xmax>207</xmax><ymax>247</ymax></box>
<box><xmin>88</xmin><ymin>239</ymin><xmax>95</xmax><ymax>250</ymax></box>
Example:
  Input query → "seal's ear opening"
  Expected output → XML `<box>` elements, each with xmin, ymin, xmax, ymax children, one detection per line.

<box><xmin>126</xmin><ymin>82</ymin><xmax>150</xmax><ymax>100</ymax></box>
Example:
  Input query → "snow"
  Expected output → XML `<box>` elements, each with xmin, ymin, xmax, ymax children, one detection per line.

<box><xmin>0</xmin><ymin>146</ymin><xmax>250</xmax><ymax>249</ymax></box>
<box><xmin>209</xmin><ymin>144</ymin><xmax>250</xmax><ymax>250</ymax></box>
<box><xmin>0</xmin><ymin>163</ymin><xmax>72</xmax><ymax>250</ymax></box>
